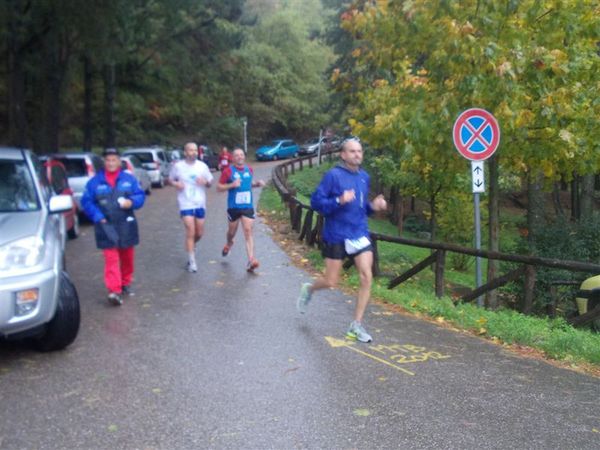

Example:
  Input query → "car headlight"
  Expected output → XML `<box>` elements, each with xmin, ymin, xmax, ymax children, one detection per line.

<box><xmin>0</xmin><ymin>236</ymin><xmax>45</xmax><ymax>271</ymax></box>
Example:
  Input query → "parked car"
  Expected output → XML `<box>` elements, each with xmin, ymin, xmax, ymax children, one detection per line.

<box><xmin>41</xmin><ymin>157</ymin><xmax>80</xmax><ymax>239</ymax></box>
<box><xmin>122</xmin><ymin>147</ymin><xmax>170</xmax><ymax>188</ymax></box>
<box><xmin>298</xmin><ymin>135</ymin><xmax>342</xmax><ymax>155</ymax></box>
<box><xmin>47</xmin><ymin>152</ymin><xmax>103</xmax><ymax>211</ymax></box>
<box><xmin>255</xmin><ymin>139</ymin><xmax>300</xmax><ymax>161</ymax></box>
<box><xmin>199</xmin><ymin>145</ymin><xmax>219</xmax><ymax>170</ymax></box>
<box><xmin>0</xmin><ymin>147</ymin><xmax>80</xmax><ymax>351</ymax></box>
<box><xmin>121</xmin><ymin>155</ymin><xmax>152</xmax><ymax>195</ymax></box>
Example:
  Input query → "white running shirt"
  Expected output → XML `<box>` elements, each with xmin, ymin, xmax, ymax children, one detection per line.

<box><xmin>169</xmin><ymin>160</ymin><xmax>214</xmax><ymax>211</ymax></box>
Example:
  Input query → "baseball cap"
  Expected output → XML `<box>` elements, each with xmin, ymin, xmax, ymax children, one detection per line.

<box><xmin>102</xmin><ymin>148</ymin><xmax>119</xmax><ymax>157</ymax></box>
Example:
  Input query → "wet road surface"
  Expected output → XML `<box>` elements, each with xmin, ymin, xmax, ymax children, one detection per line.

<box><xmin>1</xmin><ymin>160</ymin><xmax>600</xmax><ymax>449</ymax></box>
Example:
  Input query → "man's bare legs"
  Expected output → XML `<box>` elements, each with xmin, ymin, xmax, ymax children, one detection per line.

<box><xmin>182</xmin><ymin>216</ymin><xmax>204</xmax><ymax>272</ymax></box>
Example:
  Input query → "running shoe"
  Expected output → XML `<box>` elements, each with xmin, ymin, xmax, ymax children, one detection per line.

<box><xmin>222</xmin><ymin>242</ymin><xmax>233</xmax><ymax>257</ymax></box>
<box><xmin>186</xmin><ymin>260</ymin><xmax>198</xmax><ymax>273</ymax></box>
<box><xmin>296</xmin><ymin>283</ymin><xmax>313</xmax><ymax>314</ymax></box>
<box><xmin>122</xmin><ymin>285</ymin><xmax>134</xmax><ymax>296</ymax></box>
<box><xmin>346</xmin><ymin>321</ymin><xmax>372</xmax><ymax>343</ymax></box>
<box><xmin>108</xmin><ymin>292</ymin><xmax>123</xmax><ymax>306</ymax></box>
<box><xmin>246</xmin><ymin>258</ymin><xmax>259</xmax><ymax>272</ymax></box>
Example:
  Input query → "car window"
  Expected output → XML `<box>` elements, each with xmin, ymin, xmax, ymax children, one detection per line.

<box><xmin>157</xmin><ymin>152</ymin><xmax>166</xmax><ymax>162</ymax></box>
<box><xmin>128</xmin><ymin>155</ymin><xmax>142</xmax><ymax>168</ymax></box>
<box><xmin>50</xmin><ymin>165</ymin><xmax>68</xmax><ymax>194</ymax></box>
<box><xmin>92</xmin><ymin>156</ymin><xmax>103</xmax><ymax>172</ymax></box>
<box><xmin>55</xmin><ymin>157</ymin><xmax>87</xmax><ymax>177</ymax></box>
<box><xmin>0</xmin><ymin>159</ymin><xmax>40</xmax><ymax>212</ymax></box>
<box><xmin>127</xmin><ymin>152</ymin><xmax>153</xmax><ymax>163</ymax></box>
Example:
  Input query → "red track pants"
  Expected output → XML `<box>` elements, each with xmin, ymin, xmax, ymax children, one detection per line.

<box><xmin>102</xmin><ymin>247</ymin><xmax>135</xmax><ymax>294</ymax></box>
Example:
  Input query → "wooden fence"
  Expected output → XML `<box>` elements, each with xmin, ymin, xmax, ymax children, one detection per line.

<box><xmin>271</xmin><ymin>154</ymin><xmax>600</xmax><ymax>327</ymax></box>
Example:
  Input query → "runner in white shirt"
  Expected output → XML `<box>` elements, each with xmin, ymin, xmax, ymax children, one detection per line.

<box><xmin>169</xmin><ymin>142</ymin><xmax>214</xmax><ymax>272</ymax></box>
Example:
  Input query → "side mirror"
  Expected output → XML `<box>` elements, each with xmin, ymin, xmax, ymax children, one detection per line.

<box><xmin>49</xmin><ymin>194</ymin><xmax>73</xmax><ymax>214</ymax></box>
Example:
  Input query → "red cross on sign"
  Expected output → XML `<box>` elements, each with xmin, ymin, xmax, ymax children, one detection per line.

<box><xmin>453</xmin><ymin>108</ymin><xmax>500</xmax><ymax>161</ymax></box>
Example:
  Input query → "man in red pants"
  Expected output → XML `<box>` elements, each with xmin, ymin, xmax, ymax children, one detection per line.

<box><xmin>82</xmin><ymin>148</ymin><xmax>146</xmax><ymax>305</ymax></box>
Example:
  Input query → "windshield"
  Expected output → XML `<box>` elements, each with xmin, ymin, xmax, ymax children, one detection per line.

<box><xmin>305</xmin><ymin>138</ymin><xmax>319</xmax><ymax>145</ymax></box>
<box><xmin>53</xmin><ymin>157</ymin><xmax>87</xmax><ymax>177</ymax></box>
<box><xmin>0</xmin><ymin>159</ymin><xmax>40</xmax><ymax>212</ymax></box>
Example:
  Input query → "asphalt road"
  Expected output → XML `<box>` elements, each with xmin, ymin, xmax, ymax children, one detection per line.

<box><xmin>1</xmin><ymin>160</ymin><xmax>599</xmax><ymax>449</ymax></box>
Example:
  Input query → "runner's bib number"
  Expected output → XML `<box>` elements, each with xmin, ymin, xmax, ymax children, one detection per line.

<box><xmin>235</xmin><ymin>191</ymin><xmax>251</xmax><ymax>205</ymax></box>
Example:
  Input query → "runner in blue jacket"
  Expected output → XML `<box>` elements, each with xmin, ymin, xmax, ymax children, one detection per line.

<box><xmin>297</xmin><ymin>138</ymin><xmax>387</xmax><ymax>342</ymax></box>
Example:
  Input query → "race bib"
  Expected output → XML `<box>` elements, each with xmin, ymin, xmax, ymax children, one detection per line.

<box><xmin>221</xmin><ymin>159</ymin><xmax>229</xmax><ymax>166</ymax></box>
<box><xmin>235</xmin><ymin>191</ymin><xmax>251</xmax><ymax>205</ymax></box>
<box><xmin>344</xmin><ymin>236</ymin><xmax>371</xmax><ymax>255</ymax></box>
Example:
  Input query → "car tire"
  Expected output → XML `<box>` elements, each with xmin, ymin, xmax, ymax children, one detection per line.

<box><xmin>145</xmin><ymin>186</ymin><xmax>151</xmax><ymax>195</ymax></box>
<box><xmin>293</xmin><ymin>152</ymin><xmax>298</xmax><ymax>158</ymax></box>
<box><xmin>67</xmin><ymin>213</ymin><xmax>79</xmax><ymax>240</ymax></box>
<box><xmin>272</xmin><ymin>155</ymin><xmax>279</xmax><ymax>161</ymax></box>
<box><xmin>158</xmin><ymin>177</ymin><xmax>165</xmax><ymax>188</ymax></box>
<box><xmin>33</xmin><ymin>271</ymin><xmax>80</xmax><ymax>352</ymax></box>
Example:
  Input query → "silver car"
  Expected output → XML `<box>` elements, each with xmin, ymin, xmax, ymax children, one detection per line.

<box><xmin>121</xmin><ymin>154</ymin><xmax>152</xmax><ymax>195</ymax></box>
<box><xmin>48</xmin><ymin>152</ymin><xmax>104</xmax><ymax>211</ymax></box>
<box><xmin>122</xmin><ymin>147</ymin><xmax>170</xmax><ymax>188</ymax></box>
<box><xmin>0</xmin><ymin>147</ymin><xmax>80</xmax><ymax>351</ymax></box>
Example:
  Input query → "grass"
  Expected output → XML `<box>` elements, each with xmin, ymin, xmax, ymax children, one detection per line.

<box><xmin>259</xmin><ymin>173</ymin><xmax>600</xmax><ymax>371</ymax></box>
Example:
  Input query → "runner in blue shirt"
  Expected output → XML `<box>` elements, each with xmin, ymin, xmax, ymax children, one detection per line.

<box><xmin>296</xmin><ymin>138</ymin><xmax>387</xmax><ymax>342</ymax></box>
<box><xmin>217</xmin><ymin>148</ymin><xmax>265</xmax><ymax>272</ymax></box>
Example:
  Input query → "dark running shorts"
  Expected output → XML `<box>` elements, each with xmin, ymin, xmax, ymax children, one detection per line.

<box><xmin>321</xmin><ymin>241</ymin><xmax>373</xmax><ymax>260</ymax></box>
<box><xmin>227</xmin><ymin>208</ymin><xmax>255</xmax><ymax>222</ymax></box>
<box><xmin>180</xmin><ymin>208</ymin><xmax>206</xmax><ymax>219</ymax></box>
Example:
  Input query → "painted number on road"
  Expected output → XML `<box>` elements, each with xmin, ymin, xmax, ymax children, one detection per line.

<box><xmin>326</xmin><ymin>337</ymin><xmax>451</xmax><ymax>376</ymax></box>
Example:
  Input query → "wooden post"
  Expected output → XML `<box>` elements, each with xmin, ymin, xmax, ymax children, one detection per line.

<box><xmin>299</xmin><ymin>159</ymin><xmax>303</xmax><ymax>170</ymax></box>
<box><xmin>435</xmin><ymin>250</ymin><xmax>445</xmax><ymax>298</ymax></box>
<box><xmin>371</xmin><ymin>237</ymin><xmax>380</xmax><ymax>277</ymax></box>
<box><xmin>300</xmin><ymin>209</ymin><xmax>313</xmax><ymax>242</ymax></box>
<box><xmin>291</xmin><ymin>162</ymin><xmax>295</xmax><ymax>175</ymax></box>
<box><xmin>522</xmin><ymin>265</ymin><xmax>536</xmax><ymax>314</ymax></box>
<box><xmin>309</xmin><ymin>157</ymin><xmax>313</xmax><ymax>168</ymax></box>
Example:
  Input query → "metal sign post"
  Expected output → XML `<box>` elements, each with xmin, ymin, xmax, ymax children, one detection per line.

<box><xmin>316</xmin><ymin>128</ymin><xmax>324</xmax><ymax>166</ymax></box>
<box><xmin>453</xmin><ymin>109</ymin><xmax>500</xmax><ymax>307</ymax></box>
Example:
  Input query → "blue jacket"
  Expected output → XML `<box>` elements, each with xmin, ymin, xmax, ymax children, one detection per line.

<box><xmin>310</xmin><ymin>164</ymin><xmax>374</xmax><ymax>244</ymax></box>
<box><xmin>81</xmin><ymin>170</ymin><xmax>145</xmax><ymax>249</ymax></box>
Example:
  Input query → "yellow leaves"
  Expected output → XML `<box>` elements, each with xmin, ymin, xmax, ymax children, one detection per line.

<box><xmin>476</xmin><ymin>317</ymin><xmax>487</xmax><ymax>327</ymax></box>
<box><xmin>460</xmin><ymin>21</ymin><xmax>475</xmax><ymax>36</ymax></box>
<box><xmin>352</xmin><ymin>48</ymin><xmax>362</xmax><ymax>58</ymax></box>
<box><xmin>435</xmin><ymin>316</ymin><xmax>445</xmax><ymax>323</ymax></box>
<box><xmin>331</xmin><ymin>68</ymin><xmax>341</xmax><ymax>83</ymax></box>
<box><xmin>477</xmin><ymin>328</ymin><xmax>487</xmax><ymax>335</ymax></box>
<box><xmin>541</xmin><ymin>160</ymin><xmax>554</xmax><ymax>178</ymax></box>
<box><xmin>515</xmin><ymin>109</ymin><xmax>534</xmax><ymax>128</ymax></box>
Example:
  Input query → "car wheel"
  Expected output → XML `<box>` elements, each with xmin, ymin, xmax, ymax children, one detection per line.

<box><xmin>293</xmin><ymin>152</ymin><xmax>298</xmax><ymax>158</ymax></box>
<box><xmin>158</xmin><ymin>177</ymin><xmax>165</xmax><ymax>188</ymax></box>
<box><xmin>67</xmin><ymin>213</ymin><xmax>79</xmax><ymax>240</ymax></box>
<box><xmin>33</xmin><ymin>271</ymin><xmax>80</xmax><ymax>352</ymax></box>
<box><xmin>272</xmin><ymin>155</ymin><xmax>279</xmax><ymax>161</ymax></box>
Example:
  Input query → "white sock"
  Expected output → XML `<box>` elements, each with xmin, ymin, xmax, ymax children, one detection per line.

<box><xmin>188</xmin><ymin>252</ymin><xmax>196</xmax><ymax>264</ymax></box>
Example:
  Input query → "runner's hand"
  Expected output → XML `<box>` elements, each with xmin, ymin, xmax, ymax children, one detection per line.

<box><xmin>196</xmin><ymin>177</ymin><xmax>207</xmax><ymax>186</ymax></box>
<box><xmin>371</xmin><ymin>194</ymin><xmax>387</xmax><ymax>211</ymax></box>
<box><xmin>231</xmin><ymin>178</ymin><xmax>241</xmax><ymax>188</ymax></box>
<box><xmin>339</xmin><ymin>189</ymin><xmax>355</xmax><ymax>205</ymax></box>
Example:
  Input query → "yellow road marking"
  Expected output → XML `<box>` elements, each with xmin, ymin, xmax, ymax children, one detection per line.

<box><xmin>325</xmin><ymin>337</ymin><xmax>415</xmax><ymax>376</ymax></box>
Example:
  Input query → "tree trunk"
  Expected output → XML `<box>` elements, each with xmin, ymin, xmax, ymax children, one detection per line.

<box><xmin>397</xmin><ymin>193</ymin><xmax>404</xmax><ymax>236</ymax></box>
<box><xmin>485</xmin><ymin>155</ymin><xmax>499</xmax><ymax>309</ymax></box>
<box><xmin>389</xmin><ymin>185</ymin><xmax>399</xmax><ymax>224</ymax></box>
<box><xmin>429</xmin><ymin>193</ymin><xmax>436</xmax><ymax>242</ymax></box>
<box><xmin>103</xmin><ymin>63</ymin><xmax>116</xmax><ymax>148</ymax></box>
<box><xmin>551</xmin><ymin>182</ymin><xmax>565</xmax><ymax>218</ymax></box>
<box><xmin>6</xmin><ymin>0</ymin><xmax>28</xmax><ymax>147</ymax></box>
<box><xmin>527</xmin><ymin>172</ymin><xmax>544</xmax><ymax>253</ymax></box>
<box><xmin>580</xmin><ymin>174</ymin><xmax>595</xmax><ymax>222</ymax></box>
<box><xmin>83</xmin><ymin>55</ymin><xmax>93</xmax><ymax>151</ymax></box>
<box><xmin>570</xmin><ymin>175</ymin><xmax>580</xmax><ymax>221</ymax></box>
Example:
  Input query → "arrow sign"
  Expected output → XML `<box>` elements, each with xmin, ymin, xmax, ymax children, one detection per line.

<box><xmin>472</xmin><ymin>161</ymin><xmax>485</xmax><ymax>193</ymax></box>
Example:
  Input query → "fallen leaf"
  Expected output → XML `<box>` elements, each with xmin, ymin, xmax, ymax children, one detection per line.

<box><xmin>171</xmin><ymin>288</ymin><xmax>180</xmax><ymax>293</ymax></box>
<box><xmin>152</xmin><ymin>388</ymin><xmax>162</xmax><ymax>394</ymax></box>
<box><xmin>353</xmin><ymin>409</ymin><xmax>371</xmax><ymax>417</ymax></box>
<box><xmin>108</xmin><ymin>424</ymin><xmax>118</xmax><ymax>432</ymax></box>
<box><xmin>478</xmin><ymin>327</ymin><xmax>487</xmax><ymax>335</ymax></box>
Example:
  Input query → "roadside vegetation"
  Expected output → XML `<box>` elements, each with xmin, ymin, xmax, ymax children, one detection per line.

<box><xmin>259</xmin><ymin>168</ymin><xmax>600</xmax><ymax>372</ymax></box>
